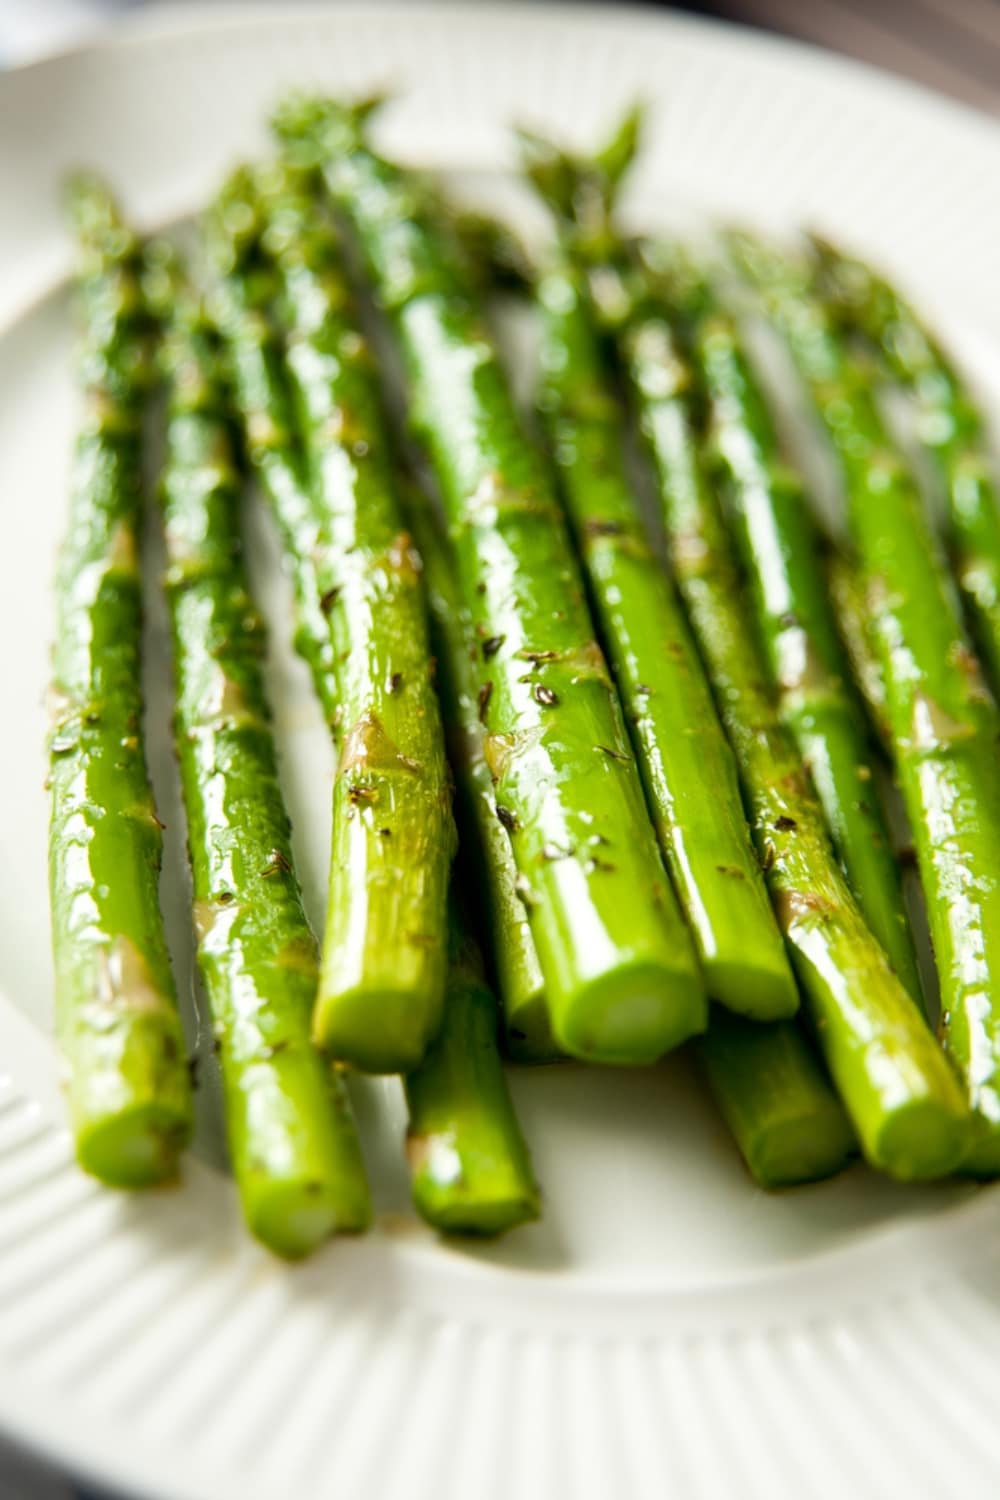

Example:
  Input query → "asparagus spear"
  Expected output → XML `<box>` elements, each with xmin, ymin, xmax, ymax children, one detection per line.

<box><xmin>699</xmin><ymin>1011</ymin><xmax>856</xmax><ymax>1188</ymax></box>
<box><xmin>680</xmin><ymin>274</ymin><xmax>921</xmax><ymax>1001</ymax></box>
<box><xmin>625</xmin><ymin>306</ymin><xmax>970</xmax><ymax>1180</ymax></box>
<box><xmin>276</xmin><ymin>97</ymin><xmax>706</xmax><ymax>1066</ymax></box>
<box><xmin>148</xmin><ymin>245</ymin><xmax>371</xmax><ymax>1257</ymax></box>
<box><xmin>400</xmin><ymin>486</ymin><xmax>554</xmax><ymax>1061</ymax></box>
<box><xmin>811</xmin><ymin>234</ymin><xmax>1000</xmax><ymax>688</ymax></box>
<box><xmin>534</xmin><ymin>257</ymin><xmax>798</xmax><ymax>1020</ymax></box>
<box><xmin>207</xmin><ymin>169</ymin><xmax>454</xmax><ymax>1074</ymax></box>
<box><xmin>256</xmin><ymin>165</ymin><xmax>455</xmax><ymax>1073</ymax></box>
<box><xmin>733</xmin><ymin>233</ymin><xmax>1000</xmax><ymax>1173</ymax></box>
<box><xmin>404</xmin><ymin>907</ymin><xmax>540</xmax><ymax>1233</ymax></box>
<box><xmin>826</xmin><ymin>552</ymin><xmax>892</xmax><ymax>753</ymax></box>
<box><xmin>49</xmin><ymin>177</ymin><xmax>193</xmax><ymax>1188</ymax></box>
<box><xmin>203</xmin><ymin>170</ymin><xmax>339</xmax><ymax>729</ymax></box>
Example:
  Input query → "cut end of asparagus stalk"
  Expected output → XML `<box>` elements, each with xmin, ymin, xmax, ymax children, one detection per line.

<box><xmin>247</xmin><ymin>1173</ymin><xmax>371</xmax><ymax>1261</ymax></box>
<box><xmin>404</xmin><ymin>926</ymin><xmax>540</xmax><ymax>1235</ymax></box>
<box><xmin>704</xmin><ymin>952</ymin><xmax>801</xmax><ymax>1025</ymax></box>
<box><xmin>551</xmin><ymin>959</ymin><xmax>707</xmax><ymax>1066</ymax></box>
<box><xmin>313</xmin><ymin>978</ymin><xmax>444</xmax><ymax>1075</ymax></box>
<box><xmin>698</xmin><ymin>1013</ymin><xmax>856</xmax><ymax>1190</ymax></box>
<box><xmin>75</xmin><ymin>1102</ymin><xmax>190</xmax><ymax>1190</ymax></box>
<box><xmin>407</xmin><ymin>1131</ymin><xmax>541</xmax><ymax>1237</ymax></box>
<box><xmin>867</xmin><ymin>1096</ymin><xmax>972</xmax><ymax>1183</ymax></box>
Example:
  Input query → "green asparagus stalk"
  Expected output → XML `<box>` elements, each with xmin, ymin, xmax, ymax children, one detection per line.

<box><xmin>49</xmin><ymin>177</ymin><xmax>193</xmax><ymax>1188</ymax></box>
<box><xmin>206</xmin><ymin>169</ymin><xmax>454</xmax><ymax>1074</ymax></box>
<box><xmin>256</xmin><ymin>166</ymin><xmax>455</xmax><ymax>1074</ymax></box>
<box><xmin>400</xmin><ymin>487</ymin><xmax>554</xmax><ymax>1061</ymax></box>
<box><xmin>811</xmin><ymin>234</ymin><xmax>1000</xmax><ymax>689</ymax></box>
<box><xmin>534</xmin><ymin>258</ymin><xmax>798</xmax><ymax>1020</ymax></box>
<box><xmin>733</xmin><ymin>232</ymin><xmax>1000</xmax><ymax>1173</ymax></box>
<box><xmin>826</xmin><ymin>552</ymin><xmax>892</xmax><ymax>753</ymax></box>
<box><xmin>625</xmin><ymin>306</ymin><xmax>970</xmax><ymax>1180</ymax></box>
<box><xmin>203</xmin><ymin>170</ymin><xmax>339</xmax><ymax>729</ymax></box>
<box><xmin>404</xmin><ymin>907</ymin><xmax>540</xmax><ymax>1233</ymax></box>
<box><xmin>148</xmin><ymin>245</ymin><xmax>371</xmax><ymax>1257</ymax></box>
<box><xmin>680</xmin><ymin>273</ymin><xmax>921</xmax><ymax>1001</ymax></box>
<box><xmin>699</xmin><ymin>1010</ymin><xmax>856</xmax><ymax>1188</ymax></box>
<box><xmin>276</xmin><ymin>97</ymin><xmax>707</xmax><ymax>1067</ymax></box>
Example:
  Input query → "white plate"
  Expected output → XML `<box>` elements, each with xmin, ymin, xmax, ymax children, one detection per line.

<box><xmin>4</xmin><ymin>6</ymin><xmax>1000</xmax><ymax>1497</ymax></box>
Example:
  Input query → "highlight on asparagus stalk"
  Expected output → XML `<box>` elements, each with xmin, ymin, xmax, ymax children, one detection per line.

<box><xmin>513</xmin><ymin>120</ymin><xmax>858</xmax><ymax>1185</ymax></box>
<box><xmin>257</xmin><ymin>164</ymin><xmax>455</xmax><ymax>1073</ymax></box>
<box><xmin>811</xmin><ymin>234</ymin><xmax>1000</xmax><ymax>690</ymax></box>
<box><xmin>203</xmin><ymin>169</ymin><xmax>339</xmax><ymax>728</ymax></box>
<box><xmin>826</xmin><ymin>552</ymin><xmax>892</xmax><ymax>754</ymax></box>
<box><xmin>408</xmin><ymin>329</ymin><xmax>853</xmax><ymax>1180</ymax></box>
<box><xmin>147</xmin><ymin>244</ymin><xmax>371</xmax><ymax>1257</ymax></box>
<box><xmin>733</xmin><ymin>232</ymin><xmax>1000</xmax><ymax>1174</ymax></box>
<box><xmin>532</xmin><ymin>254</ymin><xmax>799</xmax><ymax>1021</ymax></box>
<box><xmin>674</xmin><ymin>263</ymin><xmax>921</xmax><ymax>1002</ymax></box>
<box><xmin>400</xmin><ymin>486</ymin><xmax>554</xmax><ymax>1062</ymax></box>
<box><xmin>275</xmin><ymin>96</ymin><xmax>707</xmax><ymax>1067</ymax></box>
<box><xmin>404</xmin><ymin>905</ymin><xmax>541</xmax><ymax>1233</ymax></box>
<box><xmin>48</xmin><ymin>176</ymin><xmax>193</xmax><ymax>1188</ymax></box>
<box><xmin>206</xmin><ymin>167</ymin><xmax>455</xmax><ymax>1074</ymax></box>
<box><xmin>626</xmin><ymin>303</ymin><xmax>970</xmax><ymax>1181</ymax></box>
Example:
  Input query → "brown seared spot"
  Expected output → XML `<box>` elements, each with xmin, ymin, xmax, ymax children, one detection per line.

<box><xmin>775</xmin><ymin>888</ymin><xmax>837</xmax><ymax>924</ymax></box>
<box><xmin>386</xmin><ymin>532</ymin><xmax>421</xmax><ymax>580</ymax></box>
<box><xmin>339</xmin><ymin>712</ymin><xmax>421</xmax><ymax>776</ymax></box>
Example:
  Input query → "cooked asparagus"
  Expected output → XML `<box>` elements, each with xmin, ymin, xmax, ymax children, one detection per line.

<box><xmin>149</xmin><ymin>244</ymin><xmax>371</xmax><ymax>1256</ymax></box>
<box><xmin>404</xmin><ymin>908</ymin><xmax>540</xmax><ymax>1233</ymax></box>
<box><xmin>684</xmin><ymin>275</ymin><xmax>921</xmax><ymax>1000</ymax></box>
<box><xmin>49</xmin><ymin>177</ymin><xmax>193</xmax><ymax>1188</ymax></box>
<box><xmin>812</xmin><ymin>234</ymin><xmax>1000</xmax><ymax>689</ymax></box>
<box><xmin>733</xmin><ymin>232</ymin><xmax>1000</xmax><ymax>1173</ymax></box>
<box><xmin>400</xmin><ymin>488</ymin><xmax>554</xmax><ymax>1061</ymax></box>
<box><xmin>207</xmin><ymin>168</ymin><xmax>454</xmax><ymax>1074</ymax></box>
<box><xmin>276</xmin><ymin>96</ymin><xmax>707</xmax><ymax>1066</ymax></box>
<box><xmin>533</xmin><ymin>256</ymin><xmax>799</xmax><ymax>1020</ymax></box>
<box><xmin>627</xmin><ymin>303</ymin><xmax>970</xmax><ymax>1180</ymax></box>
<box><xmin>258</xmin><ymin>165</ymin><xmax>455</xmax><ymax>1073</ymax></box>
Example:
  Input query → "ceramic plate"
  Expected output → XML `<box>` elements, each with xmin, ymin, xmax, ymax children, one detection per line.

<box><xmin>3</xmin><ymin>7</ymin><xmax>1000</xmax><ymax>1496</ymax></box>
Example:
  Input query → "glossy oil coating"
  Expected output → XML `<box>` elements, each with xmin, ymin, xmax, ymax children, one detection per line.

<box><xmin>207</xmin><ymin>171</ymin><xmax>454</xmax><ymax>1075</ymax></box>
<box><xmin>628</xmin><ymin>308</ymin><xmax>971</xmax><ymax>1181</ymax></box>
<box><xmin>515</xmin><ymin>113</ymin><xmax>856</xmax><ymax>1186</ymax></box>
<box><xmin>813</xmin><ymin>234</ymin><xmax>1000</xmax><ymax>691</ymax></box>
<box><xmin>681</xmin><ymin>277</ymin><xmax>921</xmax><ymax>1001</ymax></box>
<box><xmin>48</xmin><ymin>178</ymin><xmax>193</xmax><ymax>1188</ymax></box>
<box><xmin>534</xmin><ymin>259</ymin><xmax>798</xmax><ymax>1021</ymax></box>
<box><xmin>258</xmin><ymin>167</ymin><xmax>454</xmax><ymax>1074</ymax></box>
<box><xmin>734</xmin><ymin>233</ymin><xmax>1000</xmax><ymax>1173</ymax></box>
<box><xmin>275</xmin><ymin>98</ymin><xmax>707</xmax><ymax>1067</ymax></box>
<box><xmin>404</xmin><ymin>911</ymin><xmax>540</xmax><ymax>1234</ymax></box>
<box><xmin>401</xmin><ymin>491</ymin><xmax>553</xmax><ymax>1061</ymax></box>
<box><xmin>826</xmin><ymin>555</ymin><xmax>892</xmax><ymax>753</ymax></box>
<box><xmin>150</xmin><ymin>248</ymin><xmax>371</xmax><ymax>1257</ymax></box>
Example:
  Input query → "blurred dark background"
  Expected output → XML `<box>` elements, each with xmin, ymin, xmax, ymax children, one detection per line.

<box><xmin>677</xmin><ymin>0</ymin><xmax>1000</xmax><ymax>115</ymax></box>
